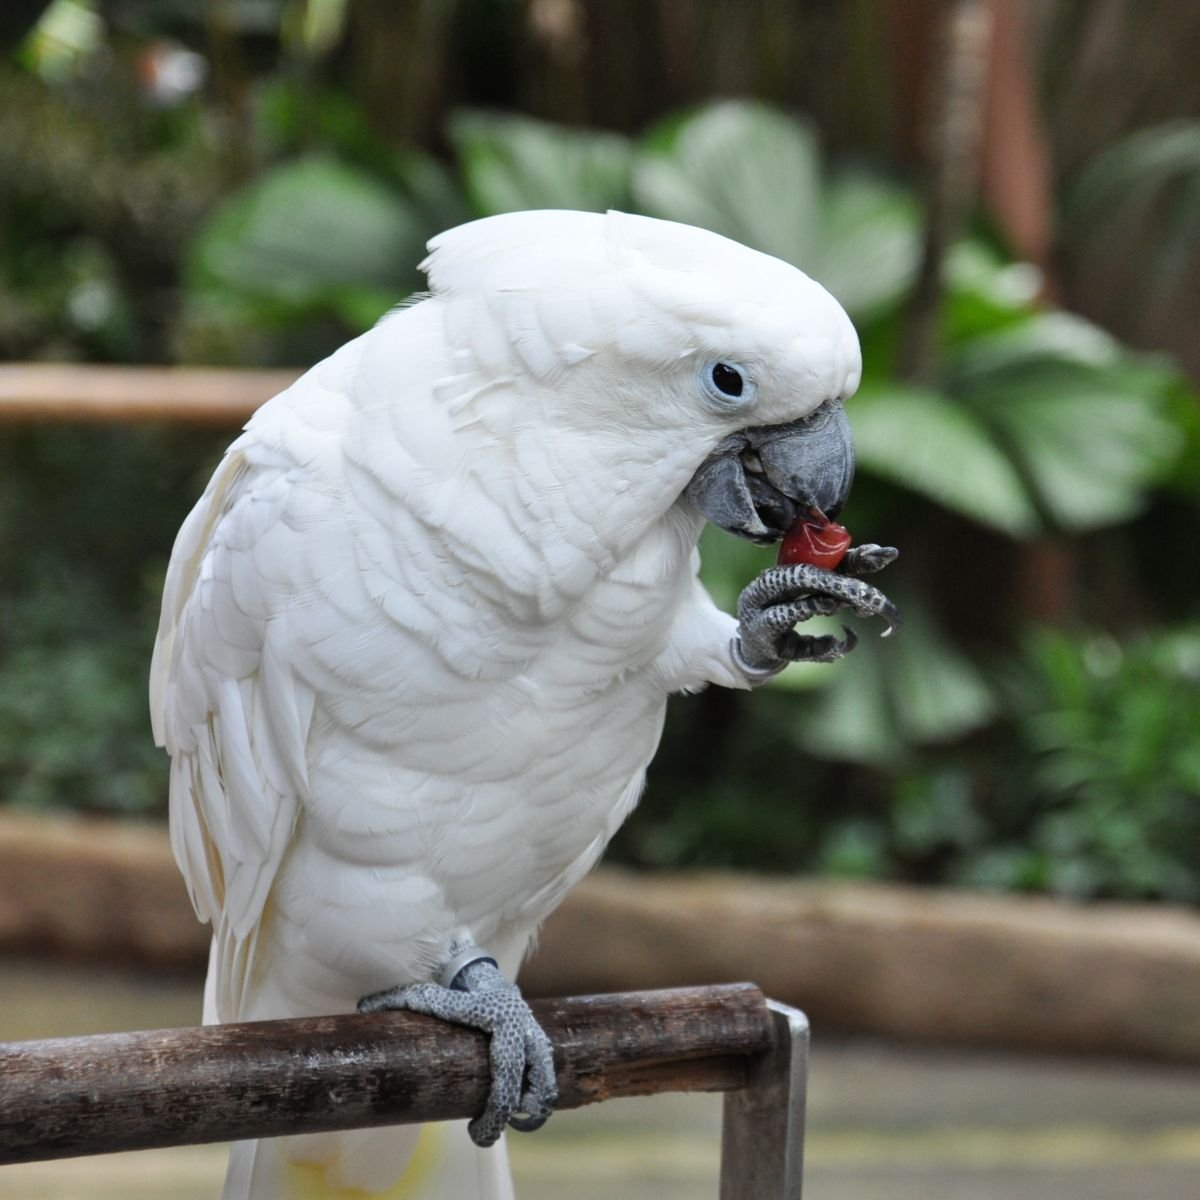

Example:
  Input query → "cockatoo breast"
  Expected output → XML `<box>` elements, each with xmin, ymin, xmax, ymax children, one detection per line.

<box><xmin>234</xmin><ymin>303</ymin><xmax>706</xmax><ymax>999</ymax></box>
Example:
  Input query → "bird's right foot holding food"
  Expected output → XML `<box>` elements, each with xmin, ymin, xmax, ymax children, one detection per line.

<box><xmin>735</xmin><ymin>533</ymin><xmax>902</xmax><ymax>675</ymax></box>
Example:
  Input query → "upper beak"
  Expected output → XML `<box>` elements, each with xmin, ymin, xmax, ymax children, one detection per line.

<box><xmin>684</xmin><ymin>401</ymin><xmax>855</xmax><ymax>543</ymax></box>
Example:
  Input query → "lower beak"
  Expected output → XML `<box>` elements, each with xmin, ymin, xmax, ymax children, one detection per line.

<box><xmin>684</xmin><ymin>402</ymin><xmax>856</xmax><ymax>543</ymax></box>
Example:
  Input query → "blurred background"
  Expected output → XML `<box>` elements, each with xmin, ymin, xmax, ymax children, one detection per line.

<box><xmin>4</xmin><ymin>0</ymin><xmax>1200</xmax><ymax>897</ymax></box>
<box><xmin>1</xmin><ymin>1</ymin><xmax>1199</xmax><ymax>1197</ymax></box>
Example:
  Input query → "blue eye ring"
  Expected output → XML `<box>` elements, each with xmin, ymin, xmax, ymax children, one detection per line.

<box><xmin>700</xmin><ymin>360</ymin><xmax>756</xmax><ymax>411</ymax></box>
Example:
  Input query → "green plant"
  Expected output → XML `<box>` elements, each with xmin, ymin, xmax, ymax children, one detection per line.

<box><xmin>5</xmin><ymin>82</ymin><xmax>1199</xmax><ymax>901</ymax></box>
<box><xmin>0</xmin><ymin>425</ymin><xmax>228</xmax><ymax>818</ymax></box>
<box><xmin>184</xmin><ymin>98</ymin><xmax>1192</xmax><ymax>544</ymax></box>
<box><xmin>1060</xmin><ymin>118</ymin><xmax>1200</xmax><ymax>367</ymax></box>
<box><xmin>994</xmin><ymin>626</ymin><xmax>1200</xmax><ymax>900</ymax></box>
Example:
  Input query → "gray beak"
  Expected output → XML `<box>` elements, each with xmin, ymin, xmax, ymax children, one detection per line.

<box><xmin>684</xmin><ymin>401</ymin><xmax>855</xmax><ymax>543</ymax></box>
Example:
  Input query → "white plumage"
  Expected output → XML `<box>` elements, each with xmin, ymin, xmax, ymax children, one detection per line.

<box><xmin>150</xmin><ymin>209</ymin><xmax>861</xmax><ymax>1198</ymax></box>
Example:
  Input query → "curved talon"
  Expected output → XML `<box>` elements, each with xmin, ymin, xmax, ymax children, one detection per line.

<box><xmin>841</xmin><ymin>543</ymin><xmax>899</xmax><ymax>576</ymax></box>
<box><xmin>508</xmin><ymin>1020</ymin><xmax>556</xmax><ymax>1135</ymax></box>
<box><xmin>781</xmin><ymin>625</ymin><xmax>857</xmax><ymax>664</ymax></box>
<box><xmin>879</xmin><ymin>606</ymin><xmax>901</xmax><ymax>637</ymax></box>
<box><xmin>736</xmin><ymin>562</ymin><xmax>902</xmax><ymax>673</ymax></box>
<box><xmin>508</xmin><ymin>1111</ymin><xmax>552</xmax><ymax>1133</ymax></box>
<box><xmin>358</xmin><ymin>953</ymin><xmax>558</xmax><ymax>1149</ymax></box>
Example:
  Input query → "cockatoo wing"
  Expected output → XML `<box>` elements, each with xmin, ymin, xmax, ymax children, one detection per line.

<box><xmin>149</xmin><ymin>357</ymin><xmax>357</xmax><ymax>1018</ymax></box>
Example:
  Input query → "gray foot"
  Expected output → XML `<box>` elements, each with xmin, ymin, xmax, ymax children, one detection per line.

<box><xmin>736</xmin><ymin>558</ymin><xmax>902</xmax><ymax>673</ymax></box>
<box><xmin>359</xmin><ymin>955</ymin><xmax>557</xmax><ymax>1148</ymax></box>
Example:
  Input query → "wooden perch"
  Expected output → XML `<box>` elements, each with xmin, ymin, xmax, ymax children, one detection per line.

<box><xmin>0</xmin><ymin>984</ymin><xmax>781</xmax><ymax>1166</ymax></box>
<box><xmin>0</xmin><ymin>363</ymin><xmax>300</xmax><ymax>425</ymax></box>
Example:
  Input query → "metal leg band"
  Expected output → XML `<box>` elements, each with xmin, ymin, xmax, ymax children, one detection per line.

<box><xmin>437</xmin><ymin>944</ymin><xmax>500</xmax><ymax>990</ymax></box>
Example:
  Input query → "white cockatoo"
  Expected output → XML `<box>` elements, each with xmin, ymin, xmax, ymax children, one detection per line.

<box><xmin>150</xmin><ymin>209</ymin><xmax>899</xmax><ymax>1200</ymax></box>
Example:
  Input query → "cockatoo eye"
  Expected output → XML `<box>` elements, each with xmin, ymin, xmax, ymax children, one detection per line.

<box><xmin>712</xmin><ymin>363</ymin><xmax>743</xmax><ymax>396</ymax></box>
<box><xmin>700</xmin><ymin>360</ymin><xmax>756</xmax><ymax>411</ymax></box>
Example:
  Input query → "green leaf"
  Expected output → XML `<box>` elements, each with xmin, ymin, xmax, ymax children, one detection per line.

<box><xmin>797</xmin><ymin>597</ymin><xmax>995</xmax><ymax>765</ymax></box>
<box><xmin>187</xmin><ymin>154</ymin><xmax>428</xmax><ymax>328</ymax></box>
<box><xmin>993</xmin><ymin>382</ymin><xmax>1180</xmax><ymax>531</ymax></box>
<box><xmin>947</xmin><ymin>241</ymin><xmax>1042</xmax><ymax>309</ymax></box>
<box><xmin>886</xmin><ymin>601</ymin><xmax>996</xmax><ymax>745</ymax></box>
<box><xmin>392</xmin><ymin>145</ymin><xmax>472</xmax><ymax>230</ymax></box>
<box><xmin>632</xmin><ymin>101</ymin><xmax>919</xmax><ymax>318</ymax></box>
<box><xmin>450</xmin><ymin>111</ymin><xmax>633</xmax><ymax>215</ymax></box>
<box><xmin>795</xmin><ymin>635</ymin><xmax>904</xmax><ymax>764</ymax></box>
<box><xmin>696</xmin><ymin>523</ymin><xmax>774</xmax><ymax>614</ymax></box>
<box><xmin>633</xmin><ymin>99</ymin><xmax>823</xmax><ymax>266</ymax></box>
<box><xmin>809</xmin><ymin>171</ymin><xmax>921</xmax><ymax>318</ymax></box>
<box><xmin>943</xmin><ymin>240</ymin><xmax>1043</xmax><ymax>341</ymax></box>
<box><xmin>850</xmin><ymin>381</ymin><xmax>1040</xmax><ymax>535</ymax></box>
<box><xmin>1065</xmin><ymin>119</ymin><xmax>1200</xmax><ymax>242</ymax></box>
<box><xmin>951</xmin><ymin>311</ymin><xmax>1123</xmax><ymax>376</ymax></box>
<box><xmin>951</xmin><ymin>316</ymin><xmax>1185</xmax><ymax>532</ymax></box>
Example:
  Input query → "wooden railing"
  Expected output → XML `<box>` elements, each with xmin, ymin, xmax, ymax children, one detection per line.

<box><xmin>0</xmin><ymin>362</ymin><xmax>298</xmax><ymax>425</ymax></box>
<box><xmin>0</xmin><ymin>984</ymin><xmax>809</xmax><ymax>1199</ymax></box>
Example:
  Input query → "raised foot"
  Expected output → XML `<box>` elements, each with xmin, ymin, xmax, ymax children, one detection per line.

<box><xmin>358</xmin><ymin>956</ymin><xmax>557</xmax><ymax>1147</ymax></box>
<box><xmin>735</xmin><ymin>556</ymin><xmax>902</xmax><ymax>674</ymax></box>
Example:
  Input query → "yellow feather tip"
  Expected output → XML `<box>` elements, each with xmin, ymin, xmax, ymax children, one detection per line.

<box><xmin>283</xmin><ymin>1124</ymin><xmax>444</xmax><ymax>1199</ymax></box>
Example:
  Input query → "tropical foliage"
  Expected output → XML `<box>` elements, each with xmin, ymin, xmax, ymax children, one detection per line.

<box><xmin>2</xmin><ymin>6</ymin><xmax>1198</xmax><ymax>901</ymax></box>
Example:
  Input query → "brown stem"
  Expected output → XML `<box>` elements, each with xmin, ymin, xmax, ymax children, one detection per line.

<box><xmin>898</xmin><ymin>0</ymin><xmax>996</xmax><ymax>384</ymax></box>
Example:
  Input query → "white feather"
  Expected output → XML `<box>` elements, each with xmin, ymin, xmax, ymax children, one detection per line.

<box><xmin>150</xmin><ymin>209</ymin><xmax>861</xmax><ymax>1198</ymax></box>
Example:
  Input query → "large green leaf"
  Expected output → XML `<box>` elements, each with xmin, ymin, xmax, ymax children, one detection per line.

<box><xmin>794</xmin><ymin>635</ymin><xmax>903</xmax><ymax>764</ymax></box>
<box><xmin>632</xmin><ymin>101</ymin><xmax>919</xmax><ymax>318</ymax></box>
<box><xmin>943</xmin><ymin>241</ymin><xmax>1043</xmax><ymax>342</ymax></box>
<box><xmin>797</xmin><ymin>598</ymin><xmax>995</xmax><ymax>764</ymax></box>
<box><xmin>450</xmin><ymin>111</ymin><xmax>633</xmax><ymax>215</ymax></box>
<box><xmin>951</xmin><ymin>311</ymin><xmax>1124</xmax><ymax>376</ymax></box>
<box><xmin>886</xmin><ymin>600</ymin><xmax>996</xmax><ymax>745</ymax></box>
<box><xmin>1065</xmin><ymin>119</ymin><xmax>1200</xmax><ymax>279</ymax></box>
<box><xmin>188</xmin><ymin>154</ymin><xmax>428</xmax><ymax>327</ymax></box>
<box><xmin>392</xmin><ymin>145</ymin><xmax>472</xmax><ymax>231</ymax></box>
<box><xmin>850</xmin><ymin>381</ymin><xmax>1040</xmax><ymax>535</ymax></box>
<box><xmin>808</xmin><ymin>171</ymin><xmax>920</xmax><ymax>318</ymax></box>
<box><xmin>633</xmin><ymin>100</ymin><xmax>823</xmax><ymax>265</ymax></box>
<box><xmin>950</xmin><ymin>316</ymin><xmax>1185</xmax><ymax>533</ymax></box>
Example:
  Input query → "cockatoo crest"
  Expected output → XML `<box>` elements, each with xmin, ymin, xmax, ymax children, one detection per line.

<box><xmin>422</xmin><ymin>210</ymin><xmax>860</xmax><ymax>439</ymax></box>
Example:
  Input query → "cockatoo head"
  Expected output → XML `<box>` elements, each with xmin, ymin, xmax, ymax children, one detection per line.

<box><xmin>423</xmin><ymin>209</ymin><xmax>861</xmax><ymax>546</ymax></box>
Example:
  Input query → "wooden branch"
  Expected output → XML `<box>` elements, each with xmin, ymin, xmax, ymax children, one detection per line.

<box><xmin>0</xmin><ymin>363</ymin><xmax>301</xmax><ymax>425</ymax></box>
<box><xmin>0</xmin><ymin>984</ymin><xmax>773</xmax><ymax>1166</ymax></box>
<box><xmin>898</xmin><ymin>0</ymin><xmax>995</xmax><ymax>383</ymax></box>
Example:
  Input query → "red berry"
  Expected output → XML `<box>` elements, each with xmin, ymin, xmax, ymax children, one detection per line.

<box><xmin>777</xmin><ymin>508</ymin><xmax>852</xmax><ymax>569</ymax></box>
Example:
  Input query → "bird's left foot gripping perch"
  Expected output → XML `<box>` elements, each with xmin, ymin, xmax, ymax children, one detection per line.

<box><xmin>358</xmin><ymin>941</ymin><xmax>558</xmax><ymax>1147</ymax></box>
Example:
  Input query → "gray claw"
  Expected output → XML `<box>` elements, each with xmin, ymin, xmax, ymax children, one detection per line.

<box><xmin>780</xmin><ymin>625</ymin><xmax>858</xmax><ymax>664</ymax></box>
<box><xmin>735</xmin><ymin>562</ymin><xmax>902</xmax><ymax>673</ymax></box>
<box><xmin>508</xmin><ymin>1111</ymin><xmax>551</xmax><ymax>1133</ymax></box>
<box><xmin>358</xmin><ymin>956</ymin><xmax>557</xmax><ymax>1147</ymax></box>
<box><xmin>842</xmin><ymin>543</ymin><xmax>899</xmax><ymax>576</ymax></box>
